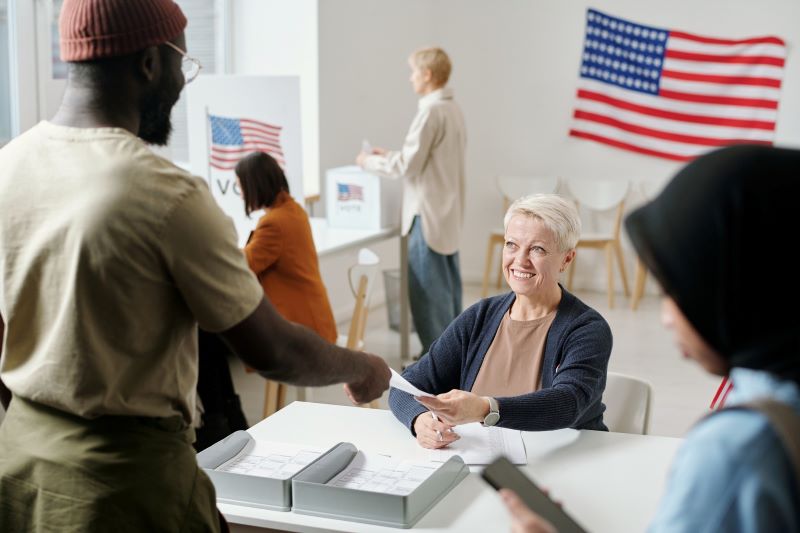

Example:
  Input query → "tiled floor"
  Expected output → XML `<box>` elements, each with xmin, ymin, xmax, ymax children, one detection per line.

<box><xmin>231</xmin><ymin>283</ymin><xmax>721</xmax><ymax>439</ymax></box>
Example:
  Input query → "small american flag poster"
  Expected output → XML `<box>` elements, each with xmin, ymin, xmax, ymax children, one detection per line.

<box><xmin>208</xmin><ymin>114</ymin><xmax>285</xmax><ymax>170</ymax></box>
<box><xmin>570</xmin><ymin>8</ymin><xmax>786</xmax><ymax>161</ymax></box>
<box><xmin>337</xmin><ymin>183</ymin><xmax>364</xmax><ymax>202</ymax></box>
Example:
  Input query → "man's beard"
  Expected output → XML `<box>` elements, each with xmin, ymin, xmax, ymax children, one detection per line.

<box><xmin>138</xmin><ymin>78</ymin><xmax>180</xmax><ymax>146</ymax></box>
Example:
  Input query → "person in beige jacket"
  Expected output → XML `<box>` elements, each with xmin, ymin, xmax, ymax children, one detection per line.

<box><xmin>357</xmin><ymin>46</ymin><xmax>467</xmax><ymax>355</ymax></box>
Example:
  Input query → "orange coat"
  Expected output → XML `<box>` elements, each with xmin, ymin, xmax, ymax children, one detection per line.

<box><xmin>244</xmin><ymin>192</ymin><xmax>337</xmax><ymax>342</ymax></box>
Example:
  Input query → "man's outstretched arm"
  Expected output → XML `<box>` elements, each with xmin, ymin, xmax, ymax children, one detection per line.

<box><xmin>219</xmin><ymin>297</ymin><xmax>390</xmax><ymax>404</ymax></box>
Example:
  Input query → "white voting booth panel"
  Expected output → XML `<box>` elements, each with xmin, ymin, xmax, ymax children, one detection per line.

<box><xmin>186</xmin><ymin>76</ymin><xmax>304</xmax><ymax>247</ymax></box>
<box><xmin>326</xmin><ymin>166</ymin><xmax>402</xmax><ymax>230</ymax></box>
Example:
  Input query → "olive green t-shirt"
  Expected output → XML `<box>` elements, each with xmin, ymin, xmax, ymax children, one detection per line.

<box><xmin>0</xmin><ymin>121</ymin><xmax>262</xmax><ymax>424</ymax></box>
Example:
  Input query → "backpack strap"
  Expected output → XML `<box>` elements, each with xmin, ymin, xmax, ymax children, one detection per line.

<box><xmin>716</xmin><ymin>399</ymin><xmax>800</xmax><ymax>488</ymax></box>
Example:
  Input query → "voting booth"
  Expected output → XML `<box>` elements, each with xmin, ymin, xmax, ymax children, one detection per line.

<box><xmin>326</xmin><ymin>166</ymin><xmax>402</xmax><ymax>230</ymax></box>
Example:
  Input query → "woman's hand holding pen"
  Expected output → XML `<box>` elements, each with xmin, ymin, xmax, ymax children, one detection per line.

<box><xmin>412</xmin><ymin>410</ymin><xmax>459</xmax><ymax>449</ymax></box>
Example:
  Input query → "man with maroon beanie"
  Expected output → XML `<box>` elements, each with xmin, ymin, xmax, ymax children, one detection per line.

<box><xmin>0</xmin><ymin>1</ymin><xmax>389</xmax><ymax>530</ymax></box>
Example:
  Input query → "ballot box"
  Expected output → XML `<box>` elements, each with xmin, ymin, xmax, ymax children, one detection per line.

<box><xmin>325</xmin><ymin>166</ymin><xmax>402</xmax><ymax>230</ymax></box>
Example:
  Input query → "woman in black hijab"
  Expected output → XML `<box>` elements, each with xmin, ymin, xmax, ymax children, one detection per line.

<box><xmin>501</xmin><ymin>145</ymin><xmax>800</xmax><ymax>532</ymax></box>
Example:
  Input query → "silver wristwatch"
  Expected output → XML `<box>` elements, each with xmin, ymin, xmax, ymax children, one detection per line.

<box><xmin>482</xmin><ymin>397</ymin><xmax>500</xmax><ymax>426</ymax></box>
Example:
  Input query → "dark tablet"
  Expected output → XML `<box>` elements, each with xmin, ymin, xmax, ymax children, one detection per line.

<box><xmin>481</xmin><ymin>456</ymin><xmax>587</xmax><ymax>533</ymax></box>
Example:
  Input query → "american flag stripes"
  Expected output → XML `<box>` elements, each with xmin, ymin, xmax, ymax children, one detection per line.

<box><xmin>208</xmin><ymin>114</ymin><xmax>285</xmax><ymax>171</ymax></box>
<box><xmin>337</xmin><ymin>183</ymin><xmax>364</xmax><ymax>202</ymax></box>
<box><xmin>570</xmin><ymin>8</ymin><xmax>786</xmax><ymax>161</ymax></box>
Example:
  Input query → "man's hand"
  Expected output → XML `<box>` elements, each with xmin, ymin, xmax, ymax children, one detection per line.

<box><xmin>343</xmin><ymin>353</ymin><xmax>391</xmax><ymax>404</ymax></box>
<box><xmin>412</xmin><ymin>411</ymin><xmax>459</xmax><ymax>449</ymax></box>
<box><xmin>501</xmin><ymin>489</ymin><xmax>557</xmax><ymax>533</ymax></box>
<box><xmin>416</xmin><ymin>390</ymin><xmax>490</xmax><ymax>425</ymax></box>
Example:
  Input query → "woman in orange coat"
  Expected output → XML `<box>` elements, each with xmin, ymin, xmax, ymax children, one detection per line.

<box><xmin>236</xmin><ymin>152</ymin><xmax>337</xmax><ymax>342</ymax></box>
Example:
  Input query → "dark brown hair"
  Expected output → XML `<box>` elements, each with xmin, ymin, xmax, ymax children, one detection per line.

<box><xmin>235</xmin><ymin>152</ymin><xmax>290</xmax><ymax>215</ymax></box>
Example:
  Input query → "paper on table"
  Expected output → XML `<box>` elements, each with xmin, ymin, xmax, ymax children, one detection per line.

<box><xmin>216</xmin><ymin>440</ymin><xmax>326</xmax><ymax>479</ymax></box>
<box><xmin>325</xmin><ymin>451</ymin><xmax>440</xmax><ymax>495</ymax></box>
<box><xmin>428</xmin><ymin>422</ymin><xmax>527</xmax><ymax>465</ymax></box>
<box><xmin>390</xmin><ymin>368</ymin><xmax>434</xmax><ymax>398</ymax></box>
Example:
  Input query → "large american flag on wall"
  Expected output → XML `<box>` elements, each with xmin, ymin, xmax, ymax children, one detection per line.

<box><xmin>208</xmin><ymin>114</ymin><xmax>285</xmax><ymax>170</ymax></box>
<box><xmin>570</xmin><ymin>8</ymin><xmax>786</xmax><ymax>161</ymax></box>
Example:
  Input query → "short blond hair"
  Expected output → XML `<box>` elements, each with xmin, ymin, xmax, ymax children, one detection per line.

<box><xmin>410</xmin><ymin>47</ymin><xmax>452</xmax><ymax>86</ymax></box>
<box><xmin>503</xmin><ymin>194</ymin><xmax>582</xmax><ymax>252</ymax></box>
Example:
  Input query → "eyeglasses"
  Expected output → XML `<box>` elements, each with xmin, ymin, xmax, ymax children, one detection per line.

<box><xmin>164</xmin><ymin>41</ymin><xmax>202</xmax><ymax>84</ymax></box>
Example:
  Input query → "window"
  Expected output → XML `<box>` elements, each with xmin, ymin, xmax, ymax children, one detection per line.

<box><xmin>33</xmin><ymin>0</ymin><xmax>227</xmax><ymax>161</ymax></box>
<box><xmin>170</xmin><ymin>0</ymin><xmax>225</xmax><ymax>163</ymax></box>
<box><xmin>48</xmin><ymin>0</ymin><xmax>67</xmax><ymax>80</ymax></box>
<box><xmin>0</xmin><ymin>0</ymin><xmax>11</xmax><ymax>144</ymax></box>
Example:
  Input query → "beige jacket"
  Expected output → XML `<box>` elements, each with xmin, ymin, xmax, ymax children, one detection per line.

<box><xmin>363</xmin><ymin>87</ymin><xmax>466</xmax><ymax>255</ymax></box>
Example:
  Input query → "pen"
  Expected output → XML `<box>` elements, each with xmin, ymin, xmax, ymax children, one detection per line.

<box><xmin>431</xmin><ymin>411</ymin><xmax>443</xmax><ymax>441</ymax></box>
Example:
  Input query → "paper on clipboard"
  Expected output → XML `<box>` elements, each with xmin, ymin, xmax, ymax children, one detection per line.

<box><xmin>390</xmin><ymin>368</ymin><xmax>434</xmax><ymax>398</ymax></box>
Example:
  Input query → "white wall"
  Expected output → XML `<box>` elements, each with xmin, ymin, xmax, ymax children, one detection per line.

<box><xmin>231</xmin><ymin>0</ymin><xmax>320</xmax><ymax>196</ymax></box>
<box><xmin>317</xmin><ymin>0</ymin><xmax>800</xmax><ymax>293</ymax></box>
<box><xmin>318</xmin><ymin>0</ymin><xmax>436</xmax><ymax>176</ymax></box>
<box><xmin>0</xmin><ymin>19</ymin><xmax>11</xmax><ymax>141</ymax></box>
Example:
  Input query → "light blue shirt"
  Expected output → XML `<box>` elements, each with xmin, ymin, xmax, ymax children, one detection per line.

<box><xmin>649</xmin><ymin>368</ymin><xmax>800</xmax><ymax>533</ymax></box>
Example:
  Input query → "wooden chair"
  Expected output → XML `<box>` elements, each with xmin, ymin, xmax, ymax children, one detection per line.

<box><xmin>303</xmin><ymin>193</ymin><xmax>321</xmax><ymax>217</ymax></box>
<box><xmin>481</xmin><ymin>176</ymin><xmax>560</xmax><ymax>297</ymax></box>
<box><xmin>338</xmin><ymin>248</ymin><xmax>381</xmax><ymax>408</ymax></box>
<box><xmin>338</xmin><ymin>248</ymin><xmax>380</xmax><ymax>353</ymax></box>
<box><xmin>630</xmin><ymin>180</ymin><xmax>665</xmax><ymax>310</ymax></box>
<box><xmin>261</xmin><ymin>248</ymin><xmax>381</xmax><ymax>418</ymax></box>
<box><xmin>566</xmin><ymin>178</ymin><xmax>630</xmax><ymax>309</ymax></box>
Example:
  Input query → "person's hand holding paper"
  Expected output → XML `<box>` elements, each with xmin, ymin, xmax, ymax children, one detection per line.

<box><xmin>416</xmin><ymin>389</ymin><xmax>492</xmax><ymax>426</ymax></box>
<box><xmin>389</xmin><ymin>369</ymin><xmax>459</xmax><ymax>449</ymax></box>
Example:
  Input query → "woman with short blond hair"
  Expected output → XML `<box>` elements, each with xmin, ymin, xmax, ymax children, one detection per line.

<box><xmin>389</xmin><ymin>194</ymin><xmax>612</xmax><ymax>449</ymax></box>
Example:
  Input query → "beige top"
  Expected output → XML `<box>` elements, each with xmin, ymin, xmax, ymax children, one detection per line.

<box><xmin>0</xmin><ymin>122</ymin><xmax>262</xmax><ymax>424</ymax></box>
<box><xmin>471</xmin><ymin>309</ymin><xmax>557</xmax><ymax>398</ymax></box>
<box><xmin>362</xmin><ymin>87</ymin><xmax>466</xmax><ymax>255</ymax></box>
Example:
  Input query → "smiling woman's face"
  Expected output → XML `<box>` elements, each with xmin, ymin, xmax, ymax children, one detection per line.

<box><xmin>502</xmin><ymin>215</ymin><xmax>573</xmax><ymax>300</ymax></box>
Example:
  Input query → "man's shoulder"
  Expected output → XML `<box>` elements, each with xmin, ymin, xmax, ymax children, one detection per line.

<box><xmin>113</xmin><ymin>143</ymin><xmax>210</xmax><ymax>200</ymax></box>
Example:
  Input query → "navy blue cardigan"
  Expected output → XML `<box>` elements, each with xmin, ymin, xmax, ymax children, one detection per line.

<box><xmin>389</xmin><ymin>288</ymin><xmax>612</xmax><ymax>433</ymax></box>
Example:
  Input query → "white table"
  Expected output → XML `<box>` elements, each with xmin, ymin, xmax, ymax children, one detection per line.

<box><xmin>220</xmin><ymin>402</ymin><xmax>682</xmax><ymax>533</ymax></box>
<box><xmin>310</xmin><ymin>217</ymin><xmax>398</xmax><ymax>258</ymax></box>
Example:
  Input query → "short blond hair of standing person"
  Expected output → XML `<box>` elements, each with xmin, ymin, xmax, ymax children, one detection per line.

<box><xmin>410</xmin><ymin>47</ymin><xmax>452</xmax><ymax>87</ymax></box>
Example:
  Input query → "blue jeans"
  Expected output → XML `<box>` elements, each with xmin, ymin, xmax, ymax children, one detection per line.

<box><xmin>408</xmin><ymin>216</ymin><xmax>462</xmax><ymax>354</ymax></box>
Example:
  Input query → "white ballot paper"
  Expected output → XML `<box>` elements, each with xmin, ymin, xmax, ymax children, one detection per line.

<box><xmin>216</xmin><ymin>440</ymin><xmax>325</xmax><ymax>479</ymax></box>
<box><xmin>326</xmin><ymin>451</ymin><xmax>439</xmax><ymax>495</ymax></box>
<box><xmin>428</xmin><ymin>423</ymin><xmax>527</xmax><ymax>465</ymax></box>
<box><xmin>390</xmin><ymin>368</ymin><xmax>434</xmax><ymax>398</ymax></box>
<box><xmin>361</xmin><ymin>138</ymin><xmax>373</xmax><ymax>154</ymax></box>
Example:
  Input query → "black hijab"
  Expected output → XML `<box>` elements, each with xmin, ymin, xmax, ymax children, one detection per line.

<box><xmin>625</xmin><ymin>145</ymin><xmax>800</xmax><ymax>384</ymax></box>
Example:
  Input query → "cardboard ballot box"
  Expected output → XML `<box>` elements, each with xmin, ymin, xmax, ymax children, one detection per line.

<box><xmin>326</xmin><ymin>166</ymin><xmax>402</xmax><ymax>230</ymax></box>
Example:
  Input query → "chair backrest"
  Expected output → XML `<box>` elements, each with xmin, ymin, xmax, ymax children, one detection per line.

<box><xmin>603</xmin><ymin>371</ymin><xmax>653</xmax><ymax>434</ymax></box>
<box><xmin>496</xmin><ymin>176</ymin><xmax>560</xmax><ymax>209</ymax></box>
<box><xmin>567</xmin><ymin>178</ymin><xmax>630</xmax><ymax>239</ymax></box>
<box><xmin>345</xmin><ymin>248</ymin><xmax>380</xmax><ymax>350</ymax></box>
<box><xmin>567</xmin><ymin>178</ymin><xmax>629</xmax><ymax>211</ymax></box>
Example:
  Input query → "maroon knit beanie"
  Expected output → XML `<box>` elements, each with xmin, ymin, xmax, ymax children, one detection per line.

<box><xmin>59</xmin><ymin>0</ymin><xmax>188</xmax><ymax>61</ymax></box>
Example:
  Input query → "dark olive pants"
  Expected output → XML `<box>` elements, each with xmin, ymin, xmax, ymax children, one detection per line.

<box><xmin>0</xmin><ymin>396</ymin><xmax>221</xmax><ymax>532</ymax></box>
